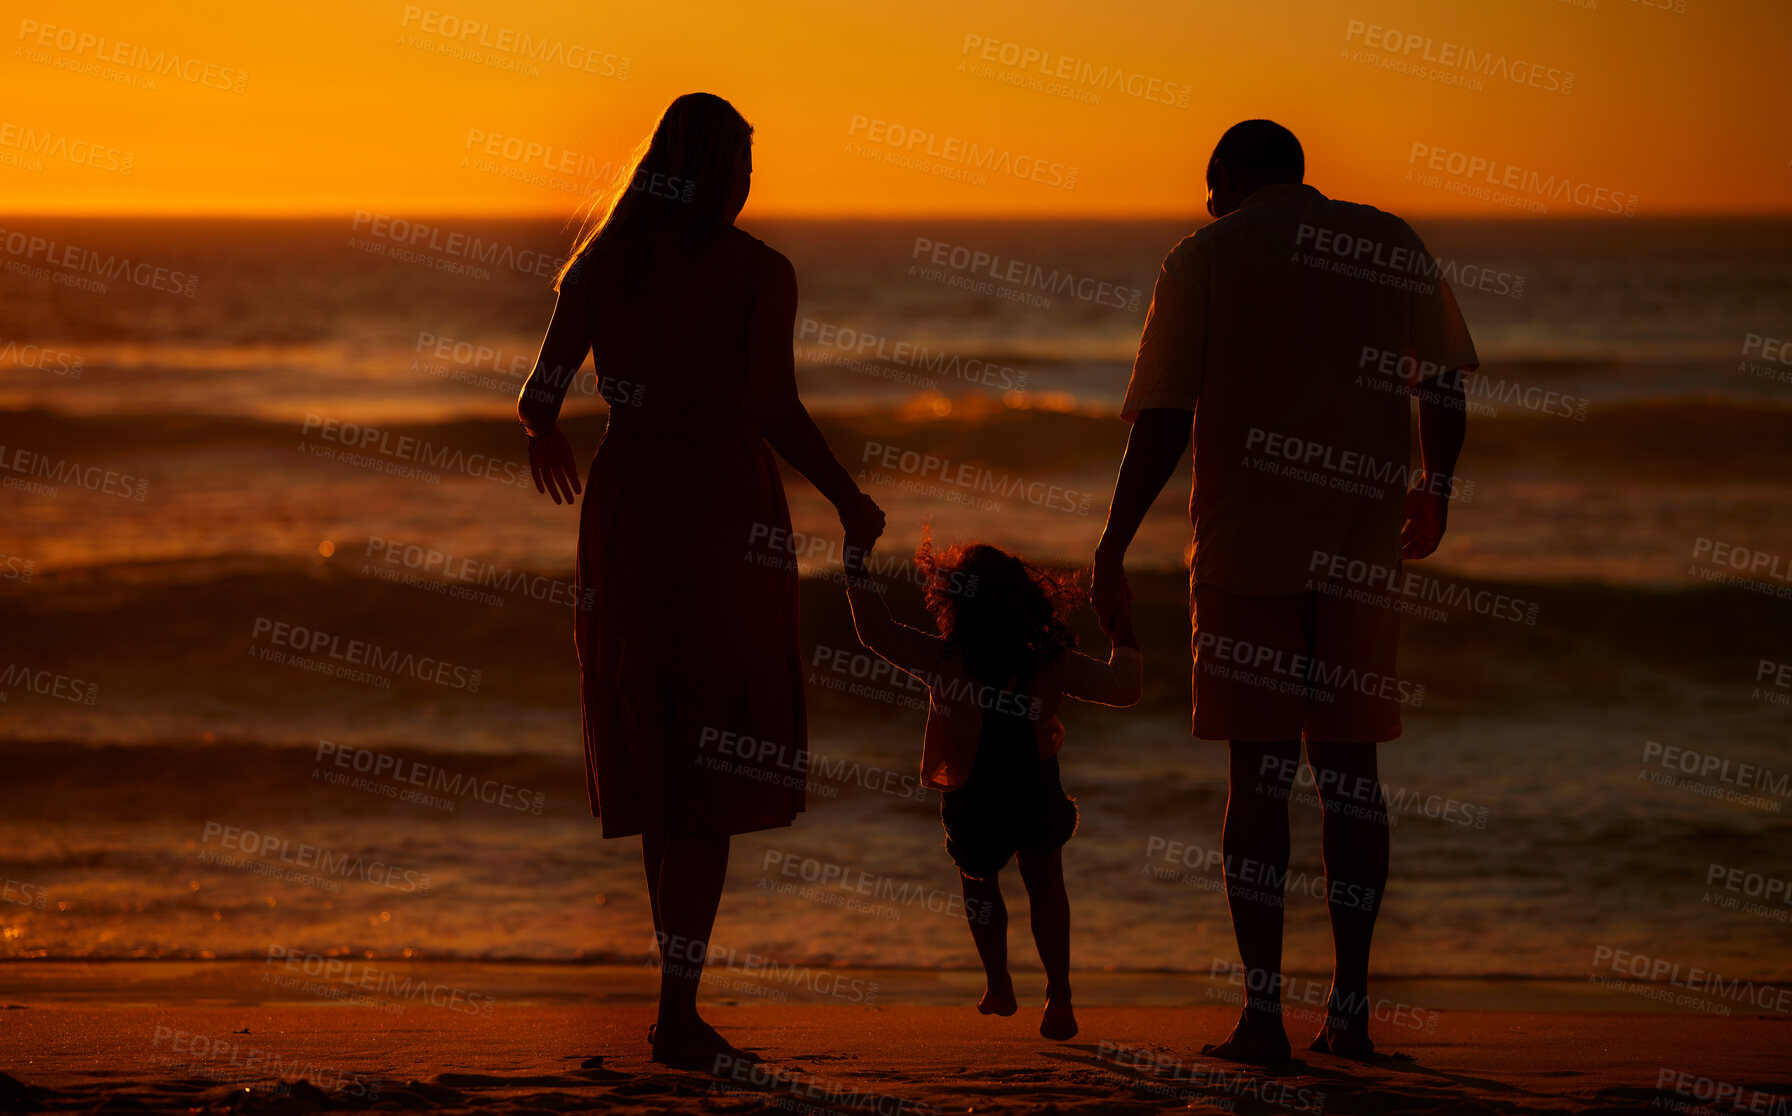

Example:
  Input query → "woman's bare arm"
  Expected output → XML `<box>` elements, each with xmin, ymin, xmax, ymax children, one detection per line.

<box><xmin>518</xmin><ymin>278</ymin><xmax>593</xmax><ymax>505</ymax></box>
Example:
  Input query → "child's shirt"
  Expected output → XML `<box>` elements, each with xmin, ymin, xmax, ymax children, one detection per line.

<box><xmin>847</xmin><ymin>591</ymin><xmax>1143</xmax><ymax>791</ymax></box>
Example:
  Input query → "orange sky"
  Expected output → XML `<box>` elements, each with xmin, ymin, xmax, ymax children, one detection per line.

<box><xmin>4</xmin><ymin>0</ymin><xmax>1788</xmax><ymax>217</ymax></box>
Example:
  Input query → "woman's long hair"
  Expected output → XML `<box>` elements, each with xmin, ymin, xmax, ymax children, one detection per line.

<box><xmin>915</xmin><ymin>530</ymin><xmax>1080</xmax><ymax>688</ymax></box>
<box><xmin>554</xmin><ymin>93</ymin><xmax>753</xmax><ymax>293</ymax></box>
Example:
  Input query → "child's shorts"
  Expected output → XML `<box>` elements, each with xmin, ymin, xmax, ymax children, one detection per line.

<box><xmin>939</xmin><ymin>756</ymin><xmax>1078</xmax><ymax>880</ymax></box>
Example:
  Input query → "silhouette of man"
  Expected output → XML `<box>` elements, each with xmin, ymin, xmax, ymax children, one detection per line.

<box><xmin>1091</xmin><ymin>120</ymin><xmax>1476</xmax><ymax>1062</ymax></box>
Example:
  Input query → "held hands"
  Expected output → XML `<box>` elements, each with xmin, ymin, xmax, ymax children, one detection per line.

<box><xmin>1093</xmin><ymin>571</ymin><xmax>1136</xmax><ymax>648</ymax></box>
<box><xmin>1089</xmin><ymin>552</ymin><xmax>1130</xmax><ymax>629</ymax></box>
<box><xmin>527</xmin><ymin>427</ymin><xmax>583</xmax><ymax>506</ymax></box>
<box><xmin>839</xmin><ymin>491</ymin><xmax>886</xmax><ymax>567</ymax></box>
<box><xmin>1401</xmin><ymin>472</ymin><xmax>1449</xmax><ymax>560</ymax></box>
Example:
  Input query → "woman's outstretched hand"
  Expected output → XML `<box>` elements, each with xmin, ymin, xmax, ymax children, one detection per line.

<box><xmin>838</xmin><ymin>491</ymin><xmax>886</xmax><ymax>548</ymax></box>
<box><xmin>527</xmin><ymin>428</ymin><xmax>583</xmax><ymax>505</ymax></box>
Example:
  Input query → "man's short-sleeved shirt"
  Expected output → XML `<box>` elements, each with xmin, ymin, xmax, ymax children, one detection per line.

<box><xmin>1121</xmin><ymin>182</ymin><xmax>1478</xmax><ymax>597</ymax></box>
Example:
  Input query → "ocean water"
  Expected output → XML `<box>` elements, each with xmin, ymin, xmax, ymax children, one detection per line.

<box><xmin>1</xmin><ymin>217</ymin><xmax>1789</xmax><ymax>993</ymax></box>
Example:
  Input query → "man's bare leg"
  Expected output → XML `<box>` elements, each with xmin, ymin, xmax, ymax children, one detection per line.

<box><xmin>1304</xmin><ymin>742</ymin><xmax>1390</xmax><ymax>1058</ymax></box>
<box><xmin>1203</xmin><ymin>740</ymin><xmax>1300</xmax><ymax>1064</ymax></box>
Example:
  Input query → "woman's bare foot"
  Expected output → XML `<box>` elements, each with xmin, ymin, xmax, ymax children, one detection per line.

<box><xmin>649</xmin><ymin>1016</ymin><xmax>760</xmax><ymax>1067</ymax></box>
<box><xmin>978</xmin><ymin>976</ymin><xmax>1018</xmax><ymax>1016</ymax></box>
<box><xmin>1040</xmin><ymin>990</ymin><xmax>1077</xmax><ymax>1041</ymax></box>
<box><xmin>1201</xmin><ymin>1011</ymin><xmax>1292</xmax><ymax>1064</ymax></box>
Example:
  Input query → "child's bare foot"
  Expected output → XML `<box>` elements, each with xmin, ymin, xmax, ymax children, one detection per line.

<box><xmin>978</xmin><ymin>976</ymin><xmax>1018</xmax><ymax>1016</ymax></box>
<box><xmin>649</xmin><ymin>1017</ymin><xmax>759</xmax><ymax>1067</ymax></box>
<box><xmin>1200</xmin><ymin>1011</ymin><xmax>1292</xmax><ymax>1064</ymax></box>
<box><xmin>1040</xmin><ymin>989</ymin><xmax>1077</xmax><ymax>1040</ymax></box>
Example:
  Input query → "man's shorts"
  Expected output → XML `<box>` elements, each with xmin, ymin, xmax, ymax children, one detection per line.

<box><xmin>1190</xmin><ymin>579</ymin><xmax>1407</xmax><ymax>743</ymax></box>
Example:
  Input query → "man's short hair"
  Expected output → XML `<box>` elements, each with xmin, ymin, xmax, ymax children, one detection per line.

<box><xmin>1209</xmin><ymin>120</ymin><xmax>1304</xmax><ymax>186</ymax></box>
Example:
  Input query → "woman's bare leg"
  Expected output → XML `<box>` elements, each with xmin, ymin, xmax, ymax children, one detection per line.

<box><xmin>649</xmin><ymin>833</ymin><xmax>754</xmax><ymax>1062</ymax></box>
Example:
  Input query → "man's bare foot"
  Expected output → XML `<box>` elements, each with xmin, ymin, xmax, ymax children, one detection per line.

<box><xmin>649</xmin><ymin>1016</ymin><xmax>760</xmax><ymax>1067</ymax></box>
<box><xmin>1308</xmin><ymin>992</ymin><xmax>1375</xmax><ymax>1058</ymax></box>
<box><xmin>1307</xmin><ymin>1022</ymin><xmax>1375</xmax><ymax>1058</ymax></box>
<box><xmin>1200</xmin><ymin>1012</ymin><xmax>1292</xmax><ymax>1064</ymax></box>
<box><xmin>978</xmin><ymin>977</ymin><xmax>1018</xmax><ymax>1016</ymax></box>
<box><xmin>1040</xmin><ymin>993</ymin><xmax>1077</xmax><ymax>1041</ymax></box>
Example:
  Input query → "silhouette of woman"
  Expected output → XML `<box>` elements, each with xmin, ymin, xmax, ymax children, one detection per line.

<box><xmin>517</xmin><ymin>93</ymin><xmax>885</xmax><ymax>1064</ymax></box>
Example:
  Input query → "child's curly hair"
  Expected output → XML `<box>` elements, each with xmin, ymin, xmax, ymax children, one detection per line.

<box><xmin>914</xmin><ymin>528</ymin><xmax>1081</xmax><ymax>687</ymax></box>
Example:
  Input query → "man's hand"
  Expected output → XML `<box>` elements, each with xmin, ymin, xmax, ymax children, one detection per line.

<box><xmin>1090</xmin><ymin>553</ymin><xmax>1130</xmax><ymax>624</ymax></box>
<box><xmin>838</xmin><ymin>491</ymin><xmax>886</xmax><ymax>549</ymax></box>
<box><xmin>1401</xmin><ymin>475</ymin><xmax>1449</xmax><ymax>559</ymax></box>
<box><xmin>527</xmin><ymin>427</ymin><xmax>582</xmax><ymax>506</ymax></box>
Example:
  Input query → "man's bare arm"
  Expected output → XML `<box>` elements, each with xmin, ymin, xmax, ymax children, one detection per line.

<box><xmin>1403</xmin><ymin>373</ymin><xmax>1468</xmax><ymax>559</ymax></box>
<box><xmin>1092</xmin><ymin>407</ymin><xmax>1192</xmax><ymax>614</ymax></box>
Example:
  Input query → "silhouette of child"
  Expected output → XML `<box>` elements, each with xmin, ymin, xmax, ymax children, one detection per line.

<box><xmin>844</xmin><ymin>528</ymin><xmax>1141</xmax><ymax>1040</ymax></box>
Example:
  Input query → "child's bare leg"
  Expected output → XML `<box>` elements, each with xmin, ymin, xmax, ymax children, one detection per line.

<box><xmin>1017</xmin><ymin>847</ymin><xmax>1076</xmax><ymax>1040</ymax></box>
<box><xmin>959</xmin><ymin>870</ymin><xmax>1015</xmax><ymax>1015</ymax></box>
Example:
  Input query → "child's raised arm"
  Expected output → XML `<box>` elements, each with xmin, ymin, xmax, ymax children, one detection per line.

<box><xmin>1059</xmin><ymin>588</ymin><xmax>1143</xmax><ymax>707</ymax></box>
<box><xmin>843</xmin><ymin>532</ymin><xmax>943</xmax><ymax>683</ymax></box>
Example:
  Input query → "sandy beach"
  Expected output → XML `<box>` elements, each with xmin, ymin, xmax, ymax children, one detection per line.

<box><xmin>4</xmin><ymin>964</ymin><xmax>1789</xmax><ymax>1114</ymax></box>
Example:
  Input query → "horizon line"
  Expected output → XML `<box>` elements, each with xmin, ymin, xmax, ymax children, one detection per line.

<box><xmin>4</xmin><ymin>206</ymin><xmax>1791</xmax><ymax>222</ymax></box>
